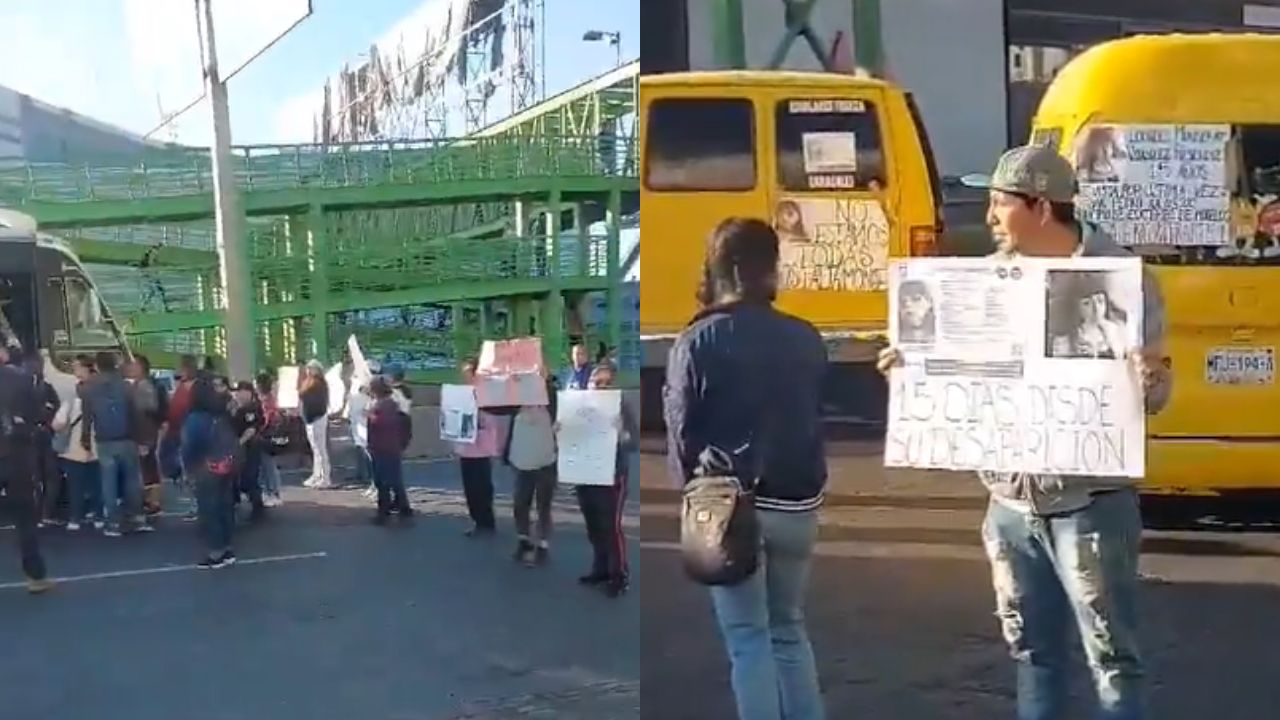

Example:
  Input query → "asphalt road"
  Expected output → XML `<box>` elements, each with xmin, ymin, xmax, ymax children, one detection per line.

<box><xmin>640</xmin><ymin>440</ymin><xmax>1280</xmax><ymax>720</ymax></box>
<box><xmin>0</xmin><ymin>457</ymin><xmax>640</xmax><ymax>720</ymax></box>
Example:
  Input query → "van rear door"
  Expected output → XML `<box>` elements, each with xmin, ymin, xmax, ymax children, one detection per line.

<box><xmin>763</xmin><ymin>85</ymin><xmax>896</xmax><ymax>332</ymax></box>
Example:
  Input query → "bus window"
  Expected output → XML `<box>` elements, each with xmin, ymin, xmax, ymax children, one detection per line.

<box><xmin>644</xmin><ymin>98</ymin><xmax>756</xmax><ymax>191</ymax></box>
<box><xmin>775</xmin><ymin>98</ymin><xmax>886</xmax><ymax>191</ymax></box>
<box><xmin>63</xmin><ymin>274</ymin><xmax>114</xmax><ymax>345</ymax></box>
<box><xmin>0</xmin><ymin>274</ymin><xmax>36</xmax><ymax>350</ymax></box>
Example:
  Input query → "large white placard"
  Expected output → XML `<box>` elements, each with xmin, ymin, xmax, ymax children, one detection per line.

<box><xmin>347</xmin><ymin>334</ymin><xmax>372</xmax><ymax>386</ymax></box>
<box><xmin>440</xmin><ymin>384</ymin><xmax>478</xmax><ymax>443</ymax></box>
<box><xmin>1072</xmin><ymin>124</ymin><xmax>1231</xmax><ymax>246</ymax></box>
<box><xmin>555</xmin><ymin>390</ymin><xmax>621</xmax><ymax>486</ymax></box>
<box><xmin>325</xmin><ymin>363</ymin><xmax>346</xmax><ymax>416</ymax></box>
<box><xmin>276</xmin><ymin>366</ymin><xmax>300</xmax><ymax>410</ymax></box>
<box><xmin>885</xmin><ymin>257</ymin><xmax>1147</xmax><ymax>478</ymax></box>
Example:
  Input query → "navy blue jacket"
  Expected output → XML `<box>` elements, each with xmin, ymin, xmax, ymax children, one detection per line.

<box><xmin>663</xmin><ymin>302</ymin><xmax>828</xmax><ymax>512</ymax></box>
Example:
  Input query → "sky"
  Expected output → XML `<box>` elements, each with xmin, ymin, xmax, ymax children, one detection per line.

<box><xmin>0</xmin><ymin>0</ymin><xmax>638</xmax><ymax>147</ymax></box>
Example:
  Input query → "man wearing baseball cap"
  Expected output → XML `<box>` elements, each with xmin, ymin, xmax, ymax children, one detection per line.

<box><xmin>879</xmin><ymin>144</ymin><xmax>1172</xmax><ymax>720</ymax></box>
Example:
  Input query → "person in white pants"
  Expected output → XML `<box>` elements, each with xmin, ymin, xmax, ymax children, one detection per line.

<box><xmin>299</xmin><ymin>360</ymin><xmax>332</xmax><ymax>489</ymax></box>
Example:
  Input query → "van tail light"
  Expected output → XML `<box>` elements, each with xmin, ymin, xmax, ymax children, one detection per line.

<box><xmin>910</xmin><ymin>222</ymin><xmax>941</xmax><ymax>256</ymax></box>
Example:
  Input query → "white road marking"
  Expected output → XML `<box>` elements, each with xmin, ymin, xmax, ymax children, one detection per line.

<box><xmin>0</xmin><ymin>551</ymin><xmax>328</xmax><ymax>591</ymax></box>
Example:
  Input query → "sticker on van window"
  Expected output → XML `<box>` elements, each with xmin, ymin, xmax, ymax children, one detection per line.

<box><xmin>788</xmin><ymin>99</ymin><xmax>865</xmax><ymax>114</ymax></box>
<box><xmin>773</xmin><ymin>197</ymin><xmax>889</xmax><ymax>292</ymax></box>
<box><xmin>802</xmin><ymin>131</ymin><xmax>858</xmax><ymax>174</ymax></box>
<box><xmin>1070</xmin><ymin>124</ymin><xmax>1231</xmax><ymax>247</ymax></box>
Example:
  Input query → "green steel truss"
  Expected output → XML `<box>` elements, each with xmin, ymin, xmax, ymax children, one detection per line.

<box><xmin>0</xmin><ymin>133</ymin><xmax>636</xmax><ymax>379</ymax></box>
<box><xmin>0</xmin><ymin>61</ymin><xmax>639</xmax><ymax>380</ymax></box>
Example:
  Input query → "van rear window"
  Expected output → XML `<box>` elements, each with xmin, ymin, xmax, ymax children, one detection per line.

<box><xmin>1138</xmin><ymin>125</ymin><xmax>1280</xmax><ymax>267</ymax></box>
<box><xmin>775</xmin><ymin>98</ymin><xmax>886</xmax><ymax>192</ymax></box>
<box><xmin>644</xmin><ymin>98</ymin><xmax>756</xmax><ymax>192</ymax></box>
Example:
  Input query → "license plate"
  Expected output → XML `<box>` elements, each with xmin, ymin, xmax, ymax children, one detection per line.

<box><xmin>1205</xmin><ymin>347</ymin><xmax>1276</xmax><ymax>385</ymax></box>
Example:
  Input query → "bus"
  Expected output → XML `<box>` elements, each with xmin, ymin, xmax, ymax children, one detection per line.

<box><xmin>0</xmin><ymin>209</ymin><xmax>130</xmax><ymax>399</ymax></box>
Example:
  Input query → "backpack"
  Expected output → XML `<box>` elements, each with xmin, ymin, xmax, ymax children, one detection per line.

<box><xmin>205</xmin><ymin>415</ymin><xmax>243</xmax><ymax>479</ymax></box>
<box><xmin>91</xmin><ymin>378</ymin><xmax>132</xmax><ymax>441</ymax></box>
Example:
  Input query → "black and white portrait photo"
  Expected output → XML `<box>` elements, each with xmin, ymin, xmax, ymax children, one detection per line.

<box><xmin>1045</xmin><ymin>270</ymin><xmax>1129</xmax><ymax>359</ymax></box>
<box><xmin>898</xmin><ymin>279</ymin><xmax>936</xmax><ymax>345</ymax></box>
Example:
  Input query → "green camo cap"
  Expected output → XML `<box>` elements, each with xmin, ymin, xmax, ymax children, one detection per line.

<box><xmin>961</xmin><ymin>144</ymin><xmax>1076</xmax><ymax>203</ymax></box>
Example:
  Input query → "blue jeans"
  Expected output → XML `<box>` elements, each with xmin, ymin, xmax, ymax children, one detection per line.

<box><xmin>194</xmin><ymin>471</ymin><xmax>235</xmax><ymax>556</ymax></box>
<box><xmin>59</xmin><ymin>459</ymin><xmax>101</xmax><ymax>522</ymax></box>
<box><xmin>371</xmin><ymin>451</ymin><xmax>409</xmax><ymax>515</ymax></box>
<box><xmin>710</xmin><ymin>509</ymin><xmax>824</xmax><ymax>720</ymax></box>
<box><xmin>259</xmin><ymin>455</ymin><xmax>281</xmax><ymax>496</ymax></box>
<box><xmin>97</xmin><ymin>439</ymin><xmax>143</xmax><ymax>527</ymax></box>
<box><xmin>981</xmin><ymin>489</ymin><xmax>1145</xmax><ymax>720</ymax></box>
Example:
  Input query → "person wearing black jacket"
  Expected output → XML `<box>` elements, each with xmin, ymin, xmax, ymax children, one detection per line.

<box><xmin>22</xmin><ymin>354</ymin><xmax>63</xmax><ymax>527</ymax></box>
<box><xmin>570</xmin><ymin>362</ymin><xmax>636</xmax><ymax>598</ymax></box>
<box><xmin>0</xmin><ymin>347</ymin><xmax>54</xmax><ymax>593</ymax></box>
<box><xmin>663</xmin><ymin>218</ymin><xmax>828</xmax><ymax>720</ymax></box>
<box><xmin>230</xmin><ymin>381</ymin><xmax>267</xmax><ymax>520</ymax></box>
<box><xmin>299</xmin><ymin>360</ymin><xmax>332</xmax><ymax>489</ymax></box>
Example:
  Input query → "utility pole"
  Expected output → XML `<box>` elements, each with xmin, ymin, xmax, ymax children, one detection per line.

<box><xmin>197</xmin><ymin>0</ymin><xmax>255</xmax><ymax>381</ymax></box>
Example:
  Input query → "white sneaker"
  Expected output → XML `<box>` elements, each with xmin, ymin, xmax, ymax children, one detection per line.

<box><xmin>311</xmin><ymin>480</ymin><xmax>334</xmax><ymax>490</ymax></box>
<box><xmin>66</xmin><ymin>522</ymin><xmax>81</xmax><ymax>531</ymax></box>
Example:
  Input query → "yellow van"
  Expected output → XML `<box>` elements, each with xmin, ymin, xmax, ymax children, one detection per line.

<box><xmin>639</xmin><ymin>70</ymin><xmax>942</xmax><ymax>424</ymax></box>
<box><xmin>1033</xmin><ymin>34</ymin><xmax>1280</xmax><ymax>499</ymax></box>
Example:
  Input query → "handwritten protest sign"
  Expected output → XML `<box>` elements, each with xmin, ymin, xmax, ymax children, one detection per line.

<box><xmin>440</xmin><ymin>384</ymin><xmax>478</xmax><ymax>443</ymax></box>
<box><xmin>475</xmin><ymin>337</ymin><xmax>548</xmax><ymax>407</ymax></box>
<box><xmin>348</xmin><ymin>334</ymin><xmax>372</xmax><ymax>385</ymax></box>
<box><xmin>885</xmin><ymin>257</ymin><xmax>1147</xmax><ymax>478</ymax></box>
<box><xmin>478</xmin><ymin>337</ymin><xmax>543</xmax><ymax>375</ymax></box>
<box><xmin>1073</xmin><ymin>124</ymin><xmax>1231</xmax><ymax>247</ymax></box>
<box><xmin>325</xmin><ymin>363</ymin><xmax>345</xmax><ymax>416</ymax></box>
<box><xmin>276</xmin><ymin>366</ymin><xmax>300</xmax><ymax>409</ymax></box>
<box><xmin>555</xmin><ymin>389</ymin><xmax>621</xmax><ymax>486</ymax></box>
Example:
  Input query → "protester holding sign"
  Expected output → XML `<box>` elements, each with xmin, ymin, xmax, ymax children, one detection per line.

<box><xmin>880</xmin><ymin>144</ymin><xmax>1172</xmax><ymax>720</ymax></box>
<box><xmin>452</xmin><ymin>358</ymin><xmax>499</xmax><ymax>538</ymax></box>
<box><xmin>568</xmin><ymin>362</ymin><xmax>635</xmax><ymax>598</ymax></box>
<box><xmin>497</xmin><ymin>373</ymin><xmax>558</xmax><ymax>568</ymax></box>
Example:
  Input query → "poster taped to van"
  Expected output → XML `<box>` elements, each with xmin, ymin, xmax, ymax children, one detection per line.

<box><xmin>1072</xmin><ymin>124</ymin><xmax>1231</xmax><ymax>247</ymax></box>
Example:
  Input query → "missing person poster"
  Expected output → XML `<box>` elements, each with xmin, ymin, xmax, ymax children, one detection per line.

<box><xmin>440</xmin><ymin>384</ymin><xmax>478</xmax><ymax>443</ymax></box>
<box><xmin>885</xmin><ymin>256</ymin><xmax>1147</xmax><ymax>478</ymax></box>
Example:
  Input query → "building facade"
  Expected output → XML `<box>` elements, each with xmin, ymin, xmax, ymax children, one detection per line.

<box><xmin>642</xmin><ymin>0</ymin><xmax>1280</xmax><ymax>179</ymax></box>
<box><xmin>0</xmin><ymin>84</ymin><xmax>163</xmax><ymax>164</ymax></box>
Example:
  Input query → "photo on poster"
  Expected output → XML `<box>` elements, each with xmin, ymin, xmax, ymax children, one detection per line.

<box><xmin>1044</xmin><ymin>269</ymin><xmax>1132</xmax><ymax>360</ymax></box>
<box><xmin>897</xmin><ymin>277</ymin><xmax>936</xmax><ymax>345</ymax></box>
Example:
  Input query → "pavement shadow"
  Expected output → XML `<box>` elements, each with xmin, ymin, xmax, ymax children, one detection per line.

<box><xmin>641</xmin><ymin>543</ymin><xmax>1280</xmax><ymax>719</ymax></box>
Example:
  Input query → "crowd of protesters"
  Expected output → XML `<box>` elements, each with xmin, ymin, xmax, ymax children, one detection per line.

<box><xmin>2</xmin><ymin>340</ymin><xmax>635</xmax><ymax>599</ymax></box>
